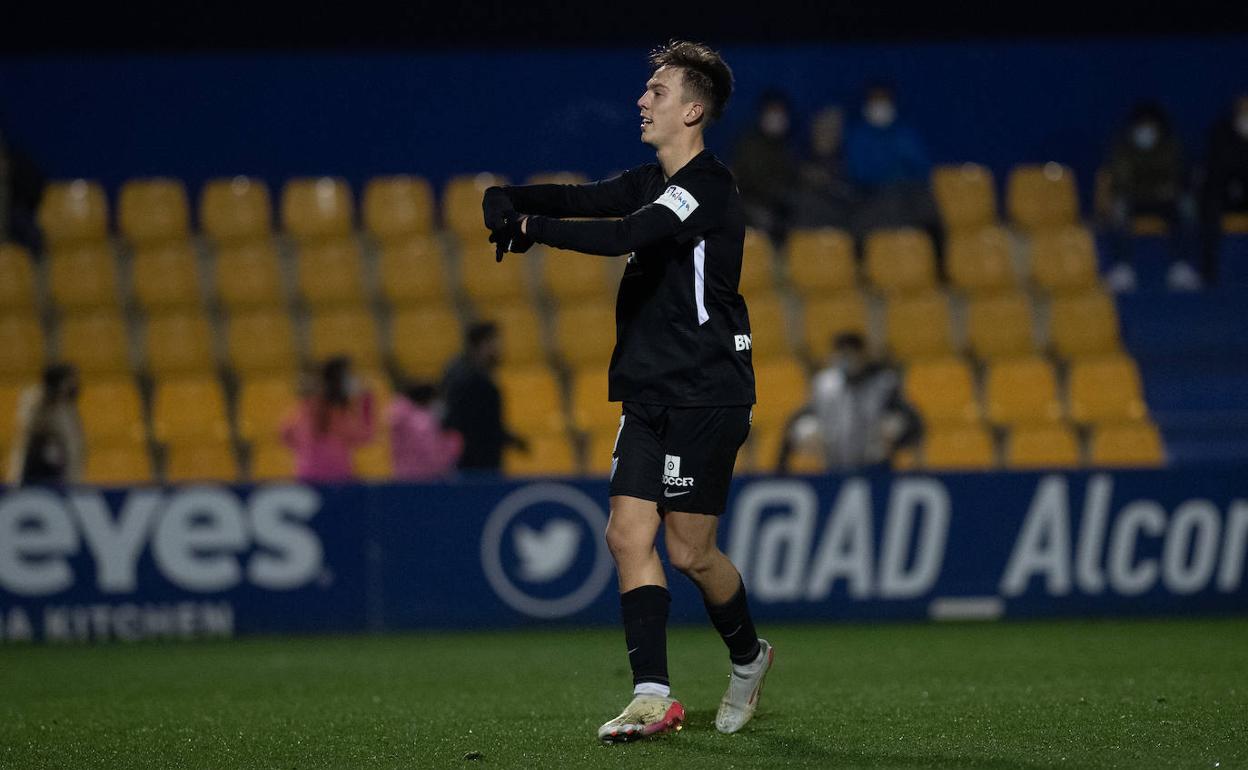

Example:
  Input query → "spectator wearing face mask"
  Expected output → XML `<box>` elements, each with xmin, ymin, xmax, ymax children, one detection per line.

<box><xmin>281</xmin><ymin>355</ymin><xmax>376</xmax><ymax>483</ymax></box>
<box><xmin>1102</xmin><ymin>102</ymin><xmax>1201</xmax><ymax>292</ymax></box>
<box><xmin>794</xmin><ymin>105</ymin><xmax>856</xmax><ymax>229</ymax></box>
<box><xmin>1200</xmin><ymin>93</ymin><xmax>1248</xmax><ymax>283</ymax></box>
<box><xmin>6</xmin><ymin>365</ymin><xmax>85</xmax><ymax>486</ymax></box>
<box><xmin>843</xmin><ymin>82</ymin><xmax>940</xmax><ymax>245</ymax></box>
<box><xmin>733</xmin><ymin>89</ymin><xmax>800</xmax><ymax>243</ymax></box>
<box><xmin>778</xmin><ymin>332</ymin><xmax>922</xmax><ymax>472</ymax></box>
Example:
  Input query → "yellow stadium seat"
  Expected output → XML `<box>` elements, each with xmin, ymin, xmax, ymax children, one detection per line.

<box><xmin>78</xmin><ymin>379</ymin><xmax>146</xmax><ymax>445</ymax></box>
<box><xmin>745</xmin><ymin>292</ymin><xmax>791</xmax><ymax>361</ymax></box>
<box><xmin>498</xmin><ymin>365</ymin><xmax>565</xmax><ymax>434</ymax></box>
<box><xmin>37</xmin><ymin>180</ymin><xmax>108</xmax><ymax>247</ymax></box>
<box><xmin>751</xmin><ymin>357</ymin><xmax>807</xmax><ymax>428</ymax></box>
<box><xmin>786</xmin><ymin>228</ymin><xmax>856</xmax><ymax>298</ymax></box>
<box><xmin>49</xmin><ymin>242</ymin><xmax>120</xmax><ymax>311</ymax></box>
<box><xmin>152</xmin><ymin>377</ymin><xmax>231</xmax><ymax>443</ymax></box>
<box><xmin>200</xmin><ymin>176</ymin><xmax>273</xmax><ymax>244</ymax></box>
<box><xmin>145</xmin><ymin>311</ymin><xmax>216</xmax><ymax>376</ymax></box>
<box><xmin>461</xmin><ymin>243</ymin><xmax>529</xmax><ymax>303</ymax></box>
<box><xmin>58</xmin><ymin>312</ymin><xmax>131</xmax><ymax>375</ymax></box>
<box><xmin>504</xmin><ymin>431</ymin><xmax>575</xmax><ymax>477</ymax></box>
<box><xmin>1006</xmin><ymin>423</ymin><xmax>1081</xmax><ymax>469</ymax></box>
<box><xmin>966</xmin><ymin>292</ymin><xmax>1035</xmax><ymax>359</ymax></box>
<box><xmin>0</xmin><ymin>383</ymin><xmax>23</xmax><ymax>442</ymax></box>
<box><xmin>377</xmin><ymin>236</ymin><xmax>448</xmax><ymax>307</ymax></box>
<box><xmin>0</xmin><ymin>314</ymin><xmax>45</xmax><ymax>379</ymax></box>
<box><xmin>1049</xmin><ymin>291</ymin><xmax>1120</xmax><ymax>358</ymax></box>
<box><xmin>904</xmin><ymin>357</ymin><xmax>980</xmax><ymax>425</ymax></box>
<box><xmin>1007</xmin><ymin>163</ymin><xmax>1079</xmax><ymax>231</ymax></box>
<box><xmin>1089</xmin><ymin>421</ymin><xmax>1165</xmax><ymax>467</ymax></box>
<box><xmin>932</xmin><ymin>163</ymin><xmax>998</xmax><ymax>232</ymax></box>
<box><xmin>443</xmin><ymin>173</ymin><xmax>508</xmax><ymax>241</ymax></box>
<box><xmin>542</xmin><ymin>249</ymin><xmax>611</xmax><ymax>303</ymax></box>
<box><xmin>555</xmin><ymin>303</ymin><xmax>615</xmax><ymax>368</ymax></box>
<box><xmin>0</xmin><ymin>243</ymin><xmax>36</xmax><ymax>312</ymax></box>
<box><xmin>225</xmin><ymin>310</ymin><xmax>298</xmax><ymax>375</ymax></box>
<box><xmin>885</xmin><ymin>291</ymin><xmax>955</xmax><ymax>361</ymax></box>
<box><xmin>236</xmin><ymin>377</ymin><xmax>300</xmax><ymax>443</ymax></box>
<box><xmin>132</xmin><ymin>240</ymin><xmax>202</xmax><ymax>312</ymax></box>
<box><xmin>214</xmin><ymin>239</ymin><xmax>285</xmax><ymax>310</ymax></box>
<box><xmin>363</xmin><ymin>175</ymin><xmax>435</xmax><ymax>242</ymax></box>
<box><xmin>1223</xmin><ymin>212</ymin><xmax>1248</xmax><ymax>233</ymax></box>
<box><xmin>525</xmin><ymin>171</ymin><xmax>589</xmax><ymax>186</ymax></box>
<box><xmin>1068</xmin><ymin>354</ymin><xmax>1148</xmax><ymax>425</ymax></box>
<box><xmin>865</xmin><ymin>228</ymin><xmax>937</xmax><ymax>295</ymax></box>
<box><xmin>84</xmin><ymin>440</ymin><xmax>154</xmax><ymax>486</ymax></box>
<box><xmin>250</xmin><ymin>440</ymin><xmax>295</xmax><ymax>481</ymax></box>
<box><xmin>1131</xmin><ymin>215</ymin><xmax>1169</xmax><ymax>236</ymax></box>
<box><xmin>165</xmin><ymin>441</ymin><xmax>240</xmax><ymax>483</ymax></box>
<box><xmin>1030</xmin><ymin>225</ymin><xmax>1100</xmax><ymax>294</ymax></box>
<box><xmin>353</xmin><ymin>438</ymin><xmax>393</xmax><ymax>482</ymax></box>
<box><xmin>571</xmin><ymin>367</ymin><xmax>618</xmax><ymax>432</ymax></box>
<box><xmin>985</xmin><ymin>356</ymin><xmax>1063</xmax><ymax>426</ymax></box>
<box><xmin>118</xmin><ymin>178</ymin><xmax>190</xmax><ymax>246</ymax></box>
<box><xmin>947</xmin><ymin>226</ymin><xmax>1017</xmax><ymax>295</ymax></box>
<box><xmin>483</xmin><ymin>302</ymin><xmax>547</xmax><ymax>367</ymax></box>
<box><xmin>744</xmin><ymin>419</ymin><xmax>784</xmax><ymax>474</ymax></box>
<box><xmin>801</xmin><ymin>291</ymin><xmax>870</xmax><ymax>356</ymax></box>
<box><xmin>739</xmin><ymin>228</ymin><xmax>776</xmax><ymax>295</ymax></box>
<box><xmin>923</xmin><ymin>424</ymin><xmax>997</xmax><ymax>470</ymax></box>
<box><xmin>307</xmin><ymin>307</ymin><xmax>381</xmax><ymax>368</ymax></box>
<box><xmin>585</xmin><ymin>426</ymin><xmax>620</xmax><ymax>476</ymax></box>
<box><xmin>281</xmin><ymin>177</ymin><xmax>353</xmax><ymax>243</ymax></box>
<box><xmin>390</xmin><ymin>304</ymin><xmax>462</xmax><ymax>379</ymax></box>
<box><xmin>296</xmin><ymin>237</ymin><xmax>368</xmax><ymax>307</ymax></box>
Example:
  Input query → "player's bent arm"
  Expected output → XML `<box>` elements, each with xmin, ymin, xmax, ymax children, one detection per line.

<box><xmin>524</xmin><ymin>204</ymin><xmax>680</xmax><ymax>257</ymax></box>
<box><xmin>500</xmin><ymin>172</ymin><xmax>641</xmax><ymax>218</ymax></box>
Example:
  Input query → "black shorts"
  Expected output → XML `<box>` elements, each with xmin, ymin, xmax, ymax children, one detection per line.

<box><xmin>608</xmin><ymin>401</ymin><xmax>752</xmax><ymax>515</ymax></box>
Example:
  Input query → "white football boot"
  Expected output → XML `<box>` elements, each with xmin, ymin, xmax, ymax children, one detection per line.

<box><xmin>715</xmin><ymin>639</ymin><xmax>774</xmax><ymax>734</ymax></box>
<box><xmin>597</xmin><ymin>694</ymin><xmax>685</xmax><ymax>743</ymax></box>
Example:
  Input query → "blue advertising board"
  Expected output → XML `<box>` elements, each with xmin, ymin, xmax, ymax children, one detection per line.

<box><xmin>1</xmin><ymin>468</ymin><xmax>1246</xmax><ymax>642</ymax></box>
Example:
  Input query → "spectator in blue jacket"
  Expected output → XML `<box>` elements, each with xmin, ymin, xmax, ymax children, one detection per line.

<box><xmin>843</xmin><ymin>82</ymin><xmax>940</xmax><ymax>245</ymax></box>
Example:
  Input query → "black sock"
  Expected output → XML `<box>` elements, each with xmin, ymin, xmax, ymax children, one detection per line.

<box><xmin>705</xmin><ymin>580</ymin><xmax>762</xmax><ymax>666</ymax></box>
<box><xmin>620</xmin><ymin>585</ymin><xmax>670</xmax><ymax>688</ymax></box>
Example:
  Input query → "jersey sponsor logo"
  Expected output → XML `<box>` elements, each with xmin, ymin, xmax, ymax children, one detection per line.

<box><xmin>655</xmin><ymin>184</ymin><xmax>699</xmax><ymax>221</ymax></box>
<box><xmin>480</xmin><ymin>483</ymin><xmax>614</xmax><ymax>619</ymax></box>
<box><xmin>735</xmin><ymin>334</ymin><xmax>752</xmax><ymax>351</ymax></box>
<box><xmin>662</xmin><ymin>454</ymin><xmax>696</xmax><ymax>488</ymax></box>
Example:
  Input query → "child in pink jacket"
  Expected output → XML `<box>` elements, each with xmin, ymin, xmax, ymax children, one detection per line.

<box><xmin>388</xmin><ymin>382</ymin><xmax>463</xmax><ymax>481</ymax></box>
<box><xmin>282</xmin><ymin>357</ymin><xmax>375</xmax><ymax>483</ymax></box>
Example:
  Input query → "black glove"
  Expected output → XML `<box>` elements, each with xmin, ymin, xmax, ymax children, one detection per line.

<box><xmin>482</xmin><ymin>186</ymin><xmax>513</xmax><ymax>231</ymax></box>
<box><xmin>488</xmin><ymin>212</ymin><xmax>534</xmax><ymax>262</ymax></box>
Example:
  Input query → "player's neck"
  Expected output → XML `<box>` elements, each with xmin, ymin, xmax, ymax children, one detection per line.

<box><xmin>656</xmin><ymin>133</ymin><xmax>705</xmax><ymax>180</ymax></box>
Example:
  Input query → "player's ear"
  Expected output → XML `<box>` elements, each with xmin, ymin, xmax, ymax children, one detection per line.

<box><xmin>684</xmin><ymin>101</ymin><xmax>705</xmax><ymax>127</ymax></box>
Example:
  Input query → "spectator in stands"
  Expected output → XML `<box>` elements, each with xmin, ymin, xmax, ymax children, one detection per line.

<box><xmin>442</xmin><ymin>321</ymin><xmax>527</xmax><ymax>472</ymax></box>
<box><xmin>794</xmin><ymin>105</ymin><xmax>856</xmax><ymax>229</ymax></box>
<box><xmin>779</xmin><ymin>332</ymin><xmax>921</xmax><ymax>472</ymax></box>
<box><xmin>1200</xmin><ymin>93</ymin><xmax>1248</xmax><ymax>283</ymax></box>
<box><xmin>733</xmin><ymin>89</ymin><xmax>799</xmax><ymax>243</ymax></box>
<box><xmin>281</xmin><ymin>355</ymin><xmax>375</xmax><ymax>483</ymax></box>
<box><xmin>388</xmin><ymin>379</ymin><xmax>463</xmax><ymax>481</ymax></box>
<box><xmin>6</xmin><ymin>365</ymin><xmax>84</xmax><ymax>486</ymax></box>
<box><xmin>843</xmin><ymin>82</ymin><xmax>939</xmax><ymax>243</ymax></box>
<box><xmin>1102</xmin><ymin>102</ymin><xmax>1201</xmax><ymax>292</ymax></box>
<box><xmin>0</xmin><ymin>119</ymin><xmax>45</xmax><ymax>252</ymax></box>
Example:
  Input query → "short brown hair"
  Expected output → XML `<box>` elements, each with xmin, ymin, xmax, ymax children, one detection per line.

<box><xmin>648</xmin><ymin>40</ymin><xmax>734</xmax><ymax>124</ymax></box>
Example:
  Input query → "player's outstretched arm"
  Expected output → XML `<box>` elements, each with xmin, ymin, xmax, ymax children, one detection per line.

<box><xmin>494</xmin><ymin>169</ymin><xmax>643</xmax><ymax>219</ymax></box>
<box><xmin>524</xmin><ymin>203</ymin><xmax>680</xmax><ymax>257</ymax></box>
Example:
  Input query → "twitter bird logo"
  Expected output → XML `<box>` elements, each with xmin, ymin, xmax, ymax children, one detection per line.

<box><xmin>513</xmin><ymin>519</ymin><xmax>582</xmax><ymax>582</ymax></box>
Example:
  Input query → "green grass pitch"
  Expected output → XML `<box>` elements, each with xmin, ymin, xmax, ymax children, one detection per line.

<box><xmin>2</xmin><ymin>617</ymin><xmax>1245</xmax><ymax>768</ymax></box>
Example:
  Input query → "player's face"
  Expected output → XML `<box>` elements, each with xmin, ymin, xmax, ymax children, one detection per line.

<box><xmin>637</xmin><ymin>66</ymin><xmax>692</xmax><ymax>147</ymax></box>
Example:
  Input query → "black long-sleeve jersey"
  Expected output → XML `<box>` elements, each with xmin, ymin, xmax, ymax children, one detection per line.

<box><xmin>507</xmin><ymin>149</ymin><xmax>756</xmax><ymax>407</ymax></box>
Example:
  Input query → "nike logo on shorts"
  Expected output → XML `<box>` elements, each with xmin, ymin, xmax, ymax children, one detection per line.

<box><xmin>663</xmin><ymin>489</ymin><xmax>692</xmax><ymax>498</ymax></box>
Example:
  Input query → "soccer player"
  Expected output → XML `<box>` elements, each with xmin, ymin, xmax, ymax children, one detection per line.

<box><xmin>482</xmin><ymin>41</ymin><xmax>772</xmax><ymax>742</ymax></box>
